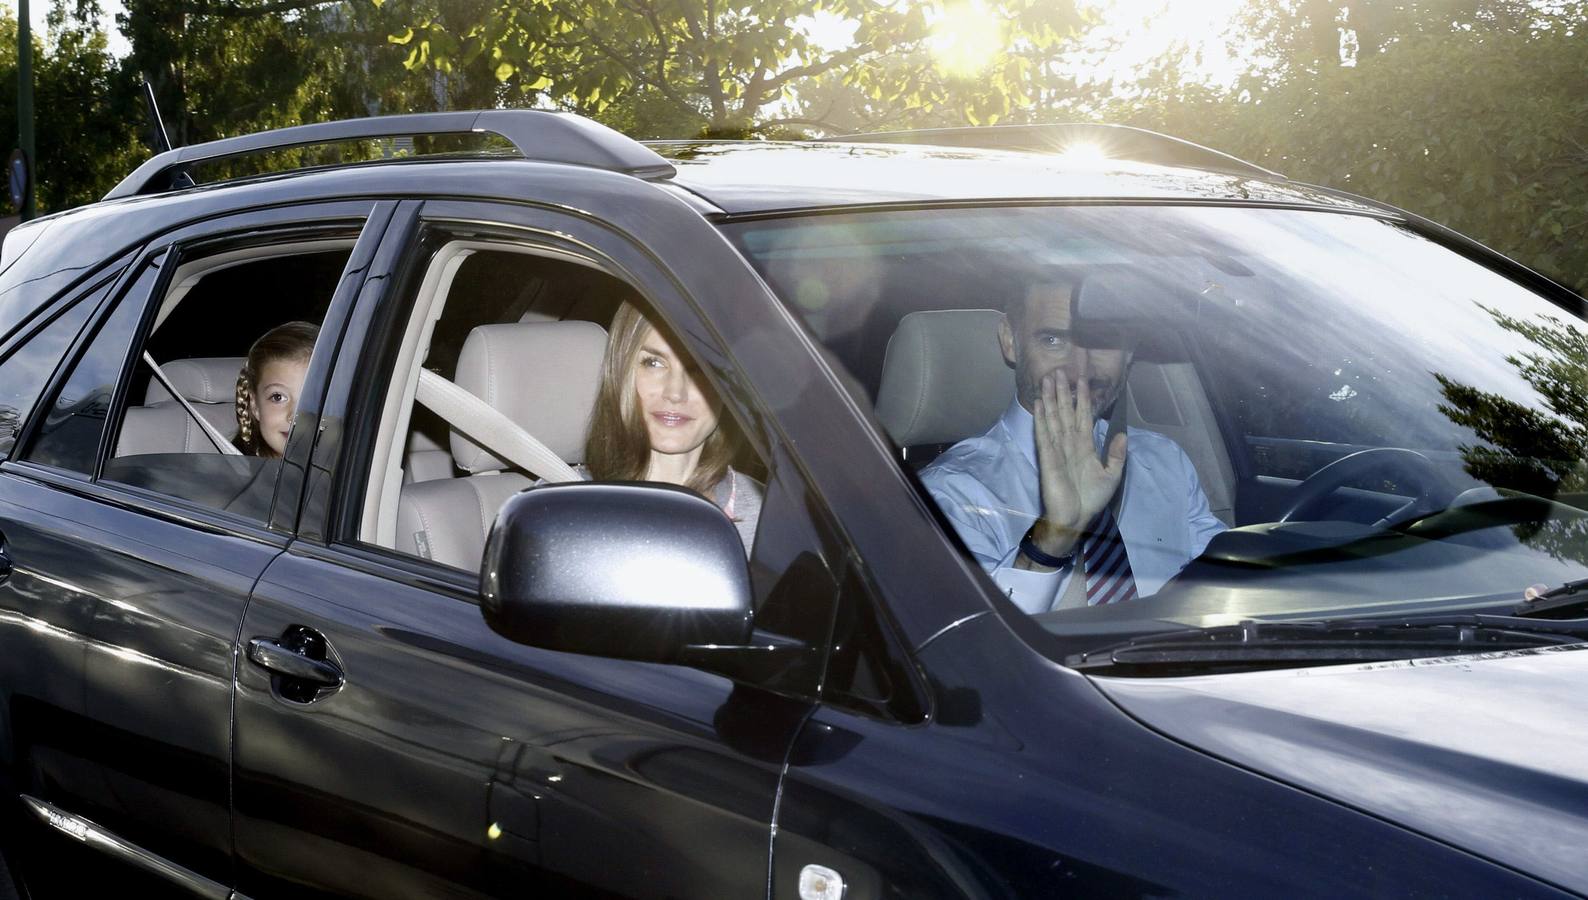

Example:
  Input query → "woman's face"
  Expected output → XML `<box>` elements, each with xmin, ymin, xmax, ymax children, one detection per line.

<box><xmin>250</xmin><ymin>356</ymin><xmax>309</xmax><ymax>456</ymax></box>
<box><xmin>632</xmin><ymin>326</ymin><xmax>720</xmax><ymax>461</ymax></box>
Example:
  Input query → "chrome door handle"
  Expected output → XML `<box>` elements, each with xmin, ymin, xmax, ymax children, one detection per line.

<box><xmin>247</xmin><ymin>637</ymin><xmax>343</xmax><ymax>687</ymax></box>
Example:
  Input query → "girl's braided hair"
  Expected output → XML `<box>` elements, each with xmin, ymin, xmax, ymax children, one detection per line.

<box><xmin>234</xmin><ymin>321</ymin><xmax>319</xmax><ymax>457</ymax></box>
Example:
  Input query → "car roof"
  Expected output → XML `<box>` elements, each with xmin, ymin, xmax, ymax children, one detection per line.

<box><xmin>94</xmin><ymin>109</ymin><xmax>1392</xmax><ymax>222</ymax></box>
<box><xmin>650</xmin><ymin>140</ymin><xmax>1386</xmax><ymax>217</ymax></box>
<box><xmin>2</xmin><ymin>121</ymin><xmax>1393</xmax><ymax>332</ymax></box>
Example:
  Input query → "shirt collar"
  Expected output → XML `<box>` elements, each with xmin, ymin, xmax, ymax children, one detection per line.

<box><xmin>1001</xmin><ymin>396</ymin><xmax>1109</xmax><ymax>467</ymax></box>
<box><xmin>1000</xmin><ymin>398</ymin><xmax>1037</xmax><ymax>469</ymax></box>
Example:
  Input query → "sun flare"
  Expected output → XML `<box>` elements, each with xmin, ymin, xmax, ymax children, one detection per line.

<box><xmin>930</xmin><ymin>1</ymin><xmax>1004</xmax><ymax>79</ymax></box>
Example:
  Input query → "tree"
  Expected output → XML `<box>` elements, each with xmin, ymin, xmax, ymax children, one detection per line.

<box><xmin>0</xmin><ymin>6</ymin><xmax>145</xmax><ymax>212</ymax></box>
<box><xmin>118</xmin><ymin>0</ymin><xmax>504</xmax><ymax>147</ymax></box>
<box><xmin>1089</xmin><ymin>3</ymin><xmax>1588</xmax><ymax>295</ymax></box>
<box><xmin>1436</xmin><ymin>306</ymin><xmax>1588</xmax><ymax>563</ymax></box>
<box><xmin>388</xmin><ymin>0</ymin><xmax>1089</xmax><ymax>137</ymax></box>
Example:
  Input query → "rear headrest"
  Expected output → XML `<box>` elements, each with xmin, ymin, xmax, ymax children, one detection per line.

<box><xmin>143</xmin><ymin>357</ymin><xmax>245</xmax><ymax>405</ymax></box>
<box><xmin>451</xmin><ymin>321</ymin><xmax>608</xmax><ymax>473</ymax></box>
<box><xmin>876</xmin><ymin>309</ymin><xmax>1014</xmax><ymax>446</ymax></box>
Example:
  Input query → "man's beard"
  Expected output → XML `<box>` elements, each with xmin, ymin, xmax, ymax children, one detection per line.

<box><xmin>1088</xmin><ymin>377</ymin><xmax>1123</xmax><ymax>417</ymax></box>
<box><xmin>1018</xmin><ymin>375</ymin><xmax>1122</xmax><ymax>420</ymax></box>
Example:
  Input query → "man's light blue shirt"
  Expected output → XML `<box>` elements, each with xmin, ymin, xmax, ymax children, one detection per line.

<box><xmin>920</xmin><ymin>399</ymin><xmax>1226</xmax><ymax>613</ymax></box>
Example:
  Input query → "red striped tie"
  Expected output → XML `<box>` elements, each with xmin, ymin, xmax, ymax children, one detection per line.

<box><xmin>1083</xmin><ymin>506</ymin><xmax>1137</xmax><ymax>605</ymax></box>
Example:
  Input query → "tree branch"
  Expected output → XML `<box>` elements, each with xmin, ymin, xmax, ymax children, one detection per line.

<box><xmin>177</xmin><ymin>0</ymin><xmax>337</xmax><ymax>18</ymax></box>
<box><xmin>679</xmin><ymin>2</ymin><xmax>726</xmax><ymax>124</ymax></box>
<box><xmin>757</xmin><ymin>45</ymin><xmax>870</xmax><ymax>96</ymax></box>
<box><xmin>635</xmin><ymin>0</ymin><xmax>677</xmax><ymax>98</ymax></box>
<box><xmin>567</xmin><ymin>20</ymin><xmax>689</xmax><ymax>109</ymax></box>
<box><xmin>740</xmin><ymin>61</ymin><xmax>770</xmax><ymax>111</ymax></box>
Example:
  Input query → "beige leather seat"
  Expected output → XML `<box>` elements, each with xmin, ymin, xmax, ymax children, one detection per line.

<box><xmin>117</xmin><ymin>357</ymin><xmax>244</xmax><ymax>455</ymax></box>
<box><xmin>395</xmin><ymin>320</ymin><xmax>608</xmax><ymax>570</ymax></box>
<box><xmin>116</xmin><ymin>355</ymin><xmax>462</xmax><ymax>485</ymax></box>
<box><xmin>402</xmin><ymin>428</ymin><xmax>454</xmax><ymax>484</ymax></box>
<box><xmin>875</xmin><ymin>309</ymin><xmax>1013</xmax><ymax>453</ymax></box>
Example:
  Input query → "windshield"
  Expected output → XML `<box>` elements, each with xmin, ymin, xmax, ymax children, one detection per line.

<box><xmin>724</xmin><ymin>204</ymin><xmax>1588</xmax><ymax>666</ymax></box>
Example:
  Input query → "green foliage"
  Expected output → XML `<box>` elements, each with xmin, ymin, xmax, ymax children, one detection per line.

<box><xmin>1436</xmin><ymin>306</ymin><xmax>1588</xmax><ymax>562</ymax></box>
<box><xmin>387</xmin><ymin>0</ymin><xmax>1087</xmax><ymax>137</ymax></box>
<box><xmin>121</xmin><ymin>0</ymin><xmax>507</xmax><ymax>147</ymax></box>
<box><xmin>0</xmin><ymin>10</ymin><xmax>144</xmax><ymax>211</ymax></box>
<box><xmin>4</xmin><ymin>0</ymin><xmax>1585</xmax><ymax>320</ymax></box>
<box><xmin>1097</xmin><ymin>5</ymin><xmax>1588</xmax><ymax>295</ymax></box>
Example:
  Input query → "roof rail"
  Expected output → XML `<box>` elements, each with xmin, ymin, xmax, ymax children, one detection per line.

<box><xmin>828</xmin><ymin>123</ymin><xmax>1282</xmax><ymax>180</ymax></box>
<box><xmin>104</xmin><ymin>109</ymin><xmax>675</xmax><ymax>200</ymax></box>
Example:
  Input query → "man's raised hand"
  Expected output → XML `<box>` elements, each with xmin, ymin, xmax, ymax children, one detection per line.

<box><xmin>1027</xmin><ymin>370</ymin><xmax>1127</xmax><ymax>561</ymax></box>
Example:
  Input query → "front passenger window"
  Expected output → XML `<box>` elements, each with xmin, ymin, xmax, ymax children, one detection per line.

<box><xmin>359</xmin><ymin>240</ymin><xmax>767</xmax><ymax>572</ymax></box>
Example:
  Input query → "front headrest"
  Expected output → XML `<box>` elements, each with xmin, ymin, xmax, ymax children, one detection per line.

<box><xmin>451</xmin><ymin>321</ymin><xmax>608</xmax><ymax>473</ymax></box>
<box><xmin>876</xmin><ymin>309</ymin><xmax>1014</xmax><ymax>446</ymax></box>
<box><xmin>144</xmin><ymin>357</ymin><xmax>245</xmax><ymax>405</ymax></box>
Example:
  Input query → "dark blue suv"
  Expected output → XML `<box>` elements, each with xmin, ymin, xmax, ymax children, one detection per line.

<box><xmin>0</xmin><ymin>110</ymin><xmax>1584</xmax><ymax>898</ymax></box>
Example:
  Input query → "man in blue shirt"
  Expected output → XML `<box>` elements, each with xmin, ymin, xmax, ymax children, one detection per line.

<box><xmin>920</xmin><ymin>281</ymin><xmax>1225</xmax><ymax>613</ymax></box>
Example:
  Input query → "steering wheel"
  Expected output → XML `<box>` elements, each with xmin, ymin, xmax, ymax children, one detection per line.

<box><xmin>1276</xmin><ymin>447</ymin><xmax>1458</xmax><ymax>528</ymax></box>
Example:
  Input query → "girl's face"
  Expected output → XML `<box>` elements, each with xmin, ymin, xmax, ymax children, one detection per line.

<box><xmin>632</xmin><ymin>327</ymin><xmax>720</xmax><ymax>463</ymax></box>
<box><xmin>250</xmin><ymin>357</ymin><xmax>309</xmax><ymax>456</ymax></box>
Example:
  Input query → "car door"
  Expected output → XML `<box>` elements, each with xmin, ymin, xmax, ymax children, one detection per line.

<box><xmin>228</xmin><ymin>188</ymin><xmax>850</xmax><ymax>898</ymax></box>
<box><xmin>0</xmin><ymin>200</ymin><xmax>395</xmax><ymax>895</ymax></box>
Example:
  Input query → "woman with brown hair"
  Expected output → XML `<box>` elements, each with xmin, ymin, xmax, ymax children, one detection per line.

<box><xmin>584</xmin><ymin>302</ymin><xmax>762</xmax><ymax>550</ymax></box>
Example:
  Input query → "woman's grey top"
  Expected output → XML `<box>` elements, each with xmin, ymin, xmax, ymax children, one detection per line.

<box><xmin>710</xmin><ymin>467</ymin><xmax>764</xmax><ymax>553</ymax></box>
<box><xmin>547</xmin><ymin>465</ymin><xmax>764</xmax><ymax>553</ymax></box>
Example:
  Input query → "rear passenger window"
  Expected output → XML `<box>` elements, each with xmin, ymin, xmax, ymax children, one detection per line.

<box><xmin>0</xmin><ymin>288</ymin><xmax>102</xmax><ymax>457</ymax></box>
<box><xmin>24</xmin><ymin>237</ymin><xmax>356</xmax><ymax>522</ymax></box>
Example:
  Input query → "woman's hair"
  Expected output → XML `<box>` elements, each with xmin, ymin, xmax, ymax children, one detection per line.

<box><xmin>584</xmin><ymin>302</ymin><xmax>737</xmax><ymax>495</ymax></box>
<box><xmin>234</xmin><ymin>320</ymin><xmax>319</xmax><ymax>457</ymax></box>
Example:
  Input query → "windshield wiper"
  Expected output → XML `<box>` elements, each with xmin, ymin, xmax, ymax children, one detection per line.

<box><xmin>1067</xmin><ymin>613</ymin><xmax>1588</xmax><ymax>676</ymax></box>
<box><xmin>1511</xmin><ymin>578</ymin><xmax>1588</xmax><ymax>619</ymax></box>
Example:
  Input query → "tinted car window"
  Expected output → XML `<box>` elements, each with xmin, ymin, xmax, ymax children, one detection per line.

<box><xmin>23</xmin><ymin>286</ymin><xmax>144</xmax><ymax>474</ymax></box>
<box><xmin>0</xmin><ymin>292</ymin><xmax>99</xmax><ymax>457</ymax></box>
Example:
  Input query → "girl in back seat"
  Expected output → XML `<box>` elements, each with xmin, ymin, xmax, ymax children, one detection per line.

<box><xmin>234</xmin><ymin>321</ymin><xmax>319</xmax><ymax>457</ymax></box>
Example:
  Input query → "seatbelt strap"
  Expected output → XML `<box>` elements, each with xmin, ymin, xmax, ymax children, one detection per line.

<box><xmin>1101</xmin><ymin>381</ymin><xmax>1128</xmax><ymax>467</ymax></box>
<box><xmin>415</xmin><ymin>368</ymin><xmax>579</xmax><ymax>483</ymax></box>
<box><xmin>141</xmin><ymin>352</ymin><xmax>242</xmax><ymax>456</ymax></box>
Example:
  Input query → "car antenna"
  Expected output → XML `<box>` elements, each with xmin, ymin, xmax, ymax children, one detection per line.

<box><xmin>141</xmin><ymin>74</ymin><xmax>172</xmax><ymax>154</ymax></box>
<box><xmin>141</xmin><ymin>74</ymin><xmax>195</xmax><ymax>190</ymax></box>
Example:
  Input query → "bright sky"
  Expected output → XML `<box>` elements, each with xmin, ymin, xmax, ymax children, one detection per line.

<box><xmin>1070</xmin><ymin>0</ymin><xmax>1252</xmax><ymax>87</ymax></box>
<box><xmin>1</xmin><ymin>0</ymin><xmax>129</xmax><ymax>56</ymax></box>
<box><xmin>808</xmin><ymin>0</ymin><xmax>1252</xmax><ymax>89</ymax></box>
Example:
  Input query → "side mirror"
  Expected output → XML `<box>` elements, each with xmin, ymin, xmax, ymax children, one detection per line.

<box><xmin>481</xmin><ymin>481</ymin><xmax>754</xmax><ymax>662</ymax></box>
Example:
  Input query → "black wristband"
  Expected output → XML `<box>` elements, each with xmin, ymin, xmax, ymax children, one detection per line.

<box><xmin>1019</xmin><ymin>527</ymin><xmax>1075</xmax><ymax>570</ymax></box>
